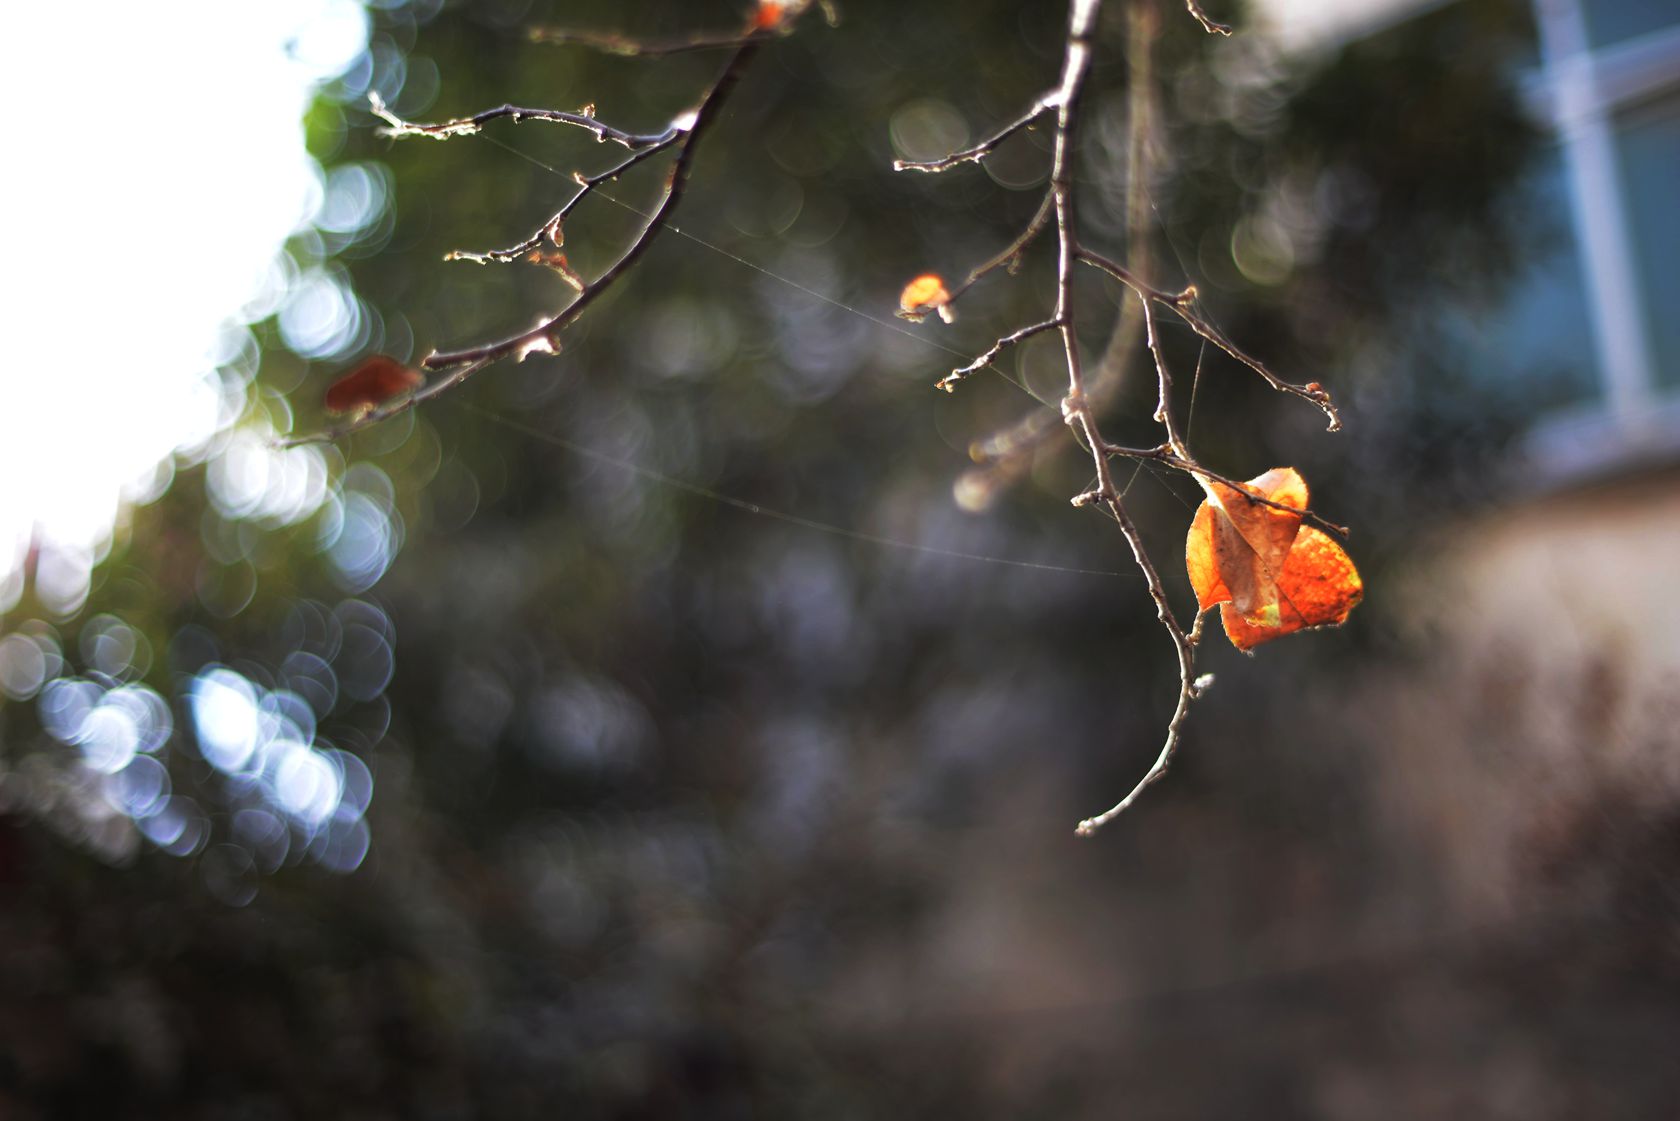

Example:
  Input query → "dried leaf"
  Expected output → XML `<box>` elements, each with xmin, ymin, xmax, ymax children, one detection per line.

<box><xmin>751</xmin><ymin>1</ymin><xmax>788</xmax><ymax>30</ymax></box>
<box><xmin>525</xmin><ymin>250</ymin><xmax>586</xmax><ymax>292</ymax></box>
<box><xmin>1216</xmin><ymin>526</ymin><xmax>1363</xmax><ymax>651</ymax></box>
<box><xmin>324</xmin><ymin>355</ymin><xmax>424</xmax><ymax>418</ymax></box>
<box><xmin>1185</xmin><ymin>466</ymin><xmax>1361</xmax><ymax>650</ymax></box>
<box><xmin>898</xmin><ymin>273</ymin><xmax>954</xmax><ymax>323</ymax></box>
<box><xmin>1187</xmin><ymin>467</ymin><xmax>1306</xmax><ymax>625</ymax></box>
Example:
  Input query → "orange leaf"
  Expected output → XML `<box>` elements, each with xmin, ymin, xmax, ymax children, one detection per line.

<box><xmin>1216</xmin><ymin>526</ymin><xmax>1363</xmax><ymax>651</ymax></box>
<box><xmin>751</xmin><ymin>1</ymin><xmax>787</xmax><ymax>30</ymax></box>
<box><xmin>324</xmin><ymin>355</ymin><xmax>424</xmax><ymax>417</ymax></box>
<box><xmin>898</xmin><ymin>273</ymin><xmax>954</xmax><ymax>323</ymax></box>
<box><xmin>1184</xmin><ymin>467</ymin><xmax>1361</xmax><ymax>650</ymax></box>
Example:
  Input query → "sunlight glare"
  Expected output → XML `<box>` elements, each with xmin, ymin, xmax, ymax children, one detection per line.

<box><xmin>1</xmin><ymin>0</ymin><xmax>370</xmax><ymax>616</ymax></box>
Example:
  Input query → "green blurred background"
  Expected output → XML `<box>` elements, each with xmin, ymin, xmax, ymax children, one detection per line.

<box><xmin>5</xmin><ymin>0</ymin><xmax>1680</xmax><ymax>1116</ymax></box>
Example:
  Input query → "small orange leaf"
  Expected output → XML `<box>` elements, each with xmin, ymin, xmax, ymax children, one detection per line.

<box><xmin>324</xmin><ymin>355</ymin><xmax>424</xmax><ymax>417</ymax></box>
<box><xmin>1184</xmin><ymin>466</ymin><xmax>1361</xmax><ymax>650</ymax></box>
<box><xmin>898</xmin><ymin>273</ymin><xmax>954</xmax><ymax>323</ymax></box>
<box><xmin>751</xmin><ymin>1</ymin><xmax>787</xmax><ymax>30</ymax></box>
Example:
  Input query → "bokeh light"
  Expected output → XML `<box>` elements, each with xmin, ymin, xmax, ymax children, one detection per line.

<box><xmin>188</xmin><ymin>660</ymin><xmax>369</xmax><ymax>867</ymax></box>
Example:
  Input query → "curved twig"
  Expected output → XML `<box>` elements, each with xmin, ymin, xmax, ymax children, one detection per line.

<box><xmin>894</xmin><ymin>99</ymin><xmax>1055</xmax><ymax>173</ymax></box>
<box><xmin>938</xmin><ymin>318</ymin><xmax>1063</xmax><ymax>391</ymax></box>
<box><xmin>444</xmin><ymin>141</ymin><xmax>680</xmax><ymax>265</ymax></box>
<box><xmin>1078</xmin><ymin>248</ymin><xmax>1341</xmax><ymax>431</ymax></box>
<box><xmin>1185</xmin><ymin>0</ymin><xmax>1233</xmax><ymax>36</ymax></box>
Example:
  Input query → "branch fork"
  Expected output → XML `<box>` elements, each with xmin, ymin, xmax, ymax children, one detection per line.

<box><xmin>290</xmin><ymin>21</ymin><xmax>779</xmax><ymax>445</ymax></box>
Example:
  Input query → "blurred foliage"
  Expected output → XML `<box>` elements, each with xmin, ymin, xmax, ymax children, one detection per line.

<box><xmin>6</xmin><ymin>1</ymin><xmax>1680</xmax><ymax>1118</ymax></box>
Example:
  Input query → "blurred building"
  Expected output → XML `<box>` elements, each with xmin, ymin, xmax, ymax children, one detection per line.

<box><xmin>1264</xmin><ymin>0</ymin><xmax>1679</xmax><ymax>471</ymax></box>
<box><xmin>1249</xmin><ymin>0</ymin><xmax>1680</xmax><ymax>652</ymax></box>
<box><xmin>1511</xmin><ymin>0</ymin><xmax>1680</xmax><ymax>483</ymax></box>
<box><xmin>1285</xmin><ymin>0</ymin><xmax>1680</xmax><ymax>937</ymax></box>
<box><xmin>1391</xmin><ymin>0</ymin><xmax>1680</xmax><ymax>678</ymax></box>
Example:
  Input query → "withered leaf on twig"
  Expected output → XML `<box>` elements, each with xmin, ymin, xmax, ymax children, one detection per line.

<box><xmin>1185</xmin><ymin>467</ymin><xmax>1362</xmax><ymax>651</ymax></box>
<box><xmin>324</xmin><ymin>355</ymin><xmax>425</xmax><ymax>418</ymax></box>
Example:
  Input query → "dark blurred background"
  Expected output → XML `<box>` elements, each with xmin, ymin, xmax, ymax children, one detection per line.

<box><xmin>4</xmin><ymin>0</ymin><xmax>1680</xmax><ymax>1117</ymax></box>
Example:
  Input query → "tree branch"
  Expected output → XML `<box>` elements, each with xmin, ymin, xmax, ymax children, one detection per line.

<box><xmin>289</xmin><ymin>39</ymin><xmax>763</xmax><ymax>445</ymax></box>
<box><xmin>1078</xmin><ymin>248</ymin><xmax>1341</xmax><ymax>431</ymax></box>
<box><xmin>443</xmin><ymin>140</ymin><xmax>679</xmax><ymax>266</ymax></box>
<box><xmin>423</xmin><ymin>44</ymin><xmax>755</xmax><ymax>371</ymax></box>
<box><xmin>910</xmin><ymin>0</ymin><xmax>1354</xmax><ymax>832</ymax></box>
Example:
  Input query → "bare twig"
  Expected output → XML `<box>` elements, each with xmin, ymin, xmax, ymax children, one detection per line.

<box><xmin>938</xmin><ymin>318</ymin><xmax>1062</xmax><ymax>391</ymax></box>
<box><xmin>1139</xmin><ymin>295</ymin><xmax>1190</xmax><ymax>458</ymax></box>
<box><xmin>1074</xmin><ymin>593</ymin><xmax>1205</xmax><ymax>834</ymax></box>
<box><xmin>924</xmin><ymin>192</ymin><xmax>1055</xmax><ymax>318</ymax></box>
<box><xmin>1087</xmin><ymin>447</ymin><xmax>1352</xmax><ymax>541</ymax></box>
<box><xmin>894</xmin><ymin>99</ymin><xmax>1055</xmax><ymax>173</ymax></box>
<box><xmin>1079</xmin><ymin>249</ymin><xmax>1341</xmax><ymax>431</ymax></box>
<box><xmin>369</xmin><ymin>90</ymin><xmax>673</xmax><ymax>150</ymax></box>
<box><xmin>969</xmin><ymin>192</ymin><xmax>1057</xmax><ymax>284</ymax></box>
<box><xmin>1184</xmin><ymin>0</ymin><xmax>1233</xmax><ymax>36</ymax></box>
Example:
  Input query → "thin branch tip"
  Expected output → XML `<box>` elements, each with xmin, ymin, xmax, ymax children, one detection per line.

<box><xmin>1185</xmin><ymin>1</ymin><xmax>1233</xmax><ymax>35</ymax></box>
<box><xmin>892</xmin><ymin>101</ymin><xmax>1053</xmax><ymax>174</ymax></box>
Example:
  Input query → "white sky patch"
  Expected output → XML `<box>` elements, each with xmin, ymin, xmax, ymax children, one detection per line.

<box><xmin>0</xmin><ymin>0</ymin><xmax>370</xmax><ymax>617</ymax></box>
<box><xmin>1250</xmin><ymin>0</ymin><xmax>1447</xmax><ymax>51</ymax></box>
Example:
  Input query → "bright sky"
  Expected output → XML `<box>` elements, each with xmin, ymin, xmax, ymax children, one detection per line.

<box><xmin>1251</xmin><ymin>0</ymin><xmax>1442</xmax><ymax>50</ymax></box>
<box><xmin>0</xmin><ymin>0</ymin><xmax>370</xmax><ymax>618</ymax></box>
